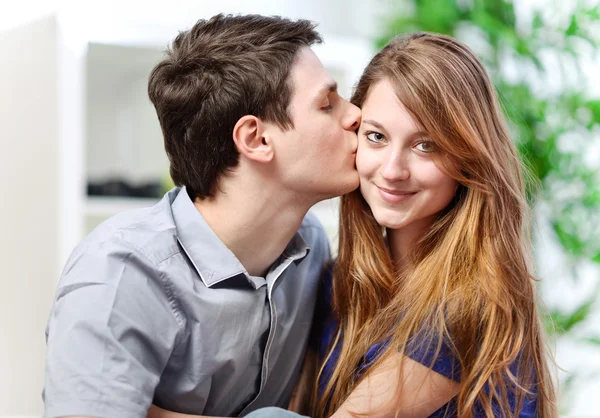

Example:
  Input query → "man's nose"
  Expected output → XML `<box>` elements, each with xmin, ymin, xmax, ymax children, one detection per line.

<box><xmin>344</xmin><ymin>101</ymin><xmax>361</xmax><ymax>131</ymax></box>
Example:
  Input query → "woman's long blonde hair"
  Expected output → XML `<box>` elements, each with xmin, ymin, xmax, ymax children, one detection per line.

<box><xmin>314</xmin><ymin>33</ymin><xmax>556</xmax><ymax>418</ymax></box>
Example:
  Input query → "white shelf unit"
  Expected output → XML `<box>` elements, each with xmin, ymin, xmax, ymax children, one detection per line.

<box><xmin>85</xmin><ymin>196</ymin><xmax>161</xmax><ymax>216</ymax></box>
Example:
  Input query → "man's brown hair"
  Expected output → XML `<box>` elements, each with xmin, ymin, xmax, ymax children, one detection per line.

<box><xmin>148</xmin><ymin>14</ymin><xmax>322</xmax><ymax>199</ymax></box>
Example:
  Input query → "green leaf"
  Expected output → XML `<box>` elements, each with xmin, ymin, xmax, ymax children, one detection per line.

<box><xmin>532</xmin><ymin>12</ymin><xmax>544</xmax><ymax>30</ymax></box>
<box><xmin>566</xmin><ymin>15</ymin><xmax>579</xmax><ymax>36</ymax></box>
<box><xmin>552</xmin><ymin>221</ymin><xmax>584</xmax><ymax>255</ymax></box>
<box><xmin>585</xmin><ymin>100</ymin><xmax>600</xmax><ymax>123</ymax></box>
<box><xmin>580</xmin><ymin>336</ymin><xmax>600</xmax><ymax>345</ymax></box>
<box><xmin>550</xmin><ymin>298</ymin><xmax>595</xmax><ymax>335</ymax></box>
<box><xmin>413</xmin><ymin>0</ymin><xmax>462</xmax><ymax>34</ymax></box>
<box><xmin>583</xmin><ymin>189</ymin><xmax>600</xmax><ymax>207</ymax></box>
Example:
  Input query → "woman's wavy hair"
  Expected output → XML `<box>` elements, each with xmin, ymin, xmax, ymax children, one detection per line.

<box><xmin>314</xmin><ymin>32</ymin><xmax>557</xmax><ymax>418</ymax></box>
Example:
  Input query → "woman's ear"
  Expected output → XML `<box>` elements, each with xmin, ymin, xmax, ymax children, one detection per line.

<box><xmin>232</xmin><ymin>115</ymin><xmax>274</xmax><ymax>163</ymax></box>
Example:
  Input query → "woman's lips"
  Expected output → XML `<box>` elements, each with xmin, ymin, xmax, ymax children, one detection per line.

<box><xmin>376</xmin><ymin>186</ymin><xmax>417</xmax><ymax>203</ymax></box>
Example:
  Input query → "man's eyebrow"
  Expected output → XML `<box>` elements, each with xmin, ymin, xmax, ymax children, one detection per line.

<box><xmin>313</xmin><ymin>81</ymin><xmax>338</xmax><ymax>101</ymax></box>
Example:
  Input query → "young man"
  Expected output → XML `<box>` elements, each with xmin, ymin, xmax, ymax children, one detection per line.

<box><xmin>43</xmin><ymin>13</ymin><xmax>360</xmax><ymax>418</ymax></box>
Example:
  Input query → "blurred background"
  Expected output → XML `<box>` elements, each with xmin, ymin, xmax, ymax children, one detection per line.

<box><xmin>0</xmin><ymin>0</ymin><xmax>599</xmax><ymax>416</ymax></box>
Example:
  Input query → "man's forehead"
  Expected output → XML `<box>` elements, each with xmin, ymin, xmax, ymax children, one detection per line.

<box><xmin>290</xmin><ymin>47</ymin><xmax>335</xmax><ymax>91</ymax></box>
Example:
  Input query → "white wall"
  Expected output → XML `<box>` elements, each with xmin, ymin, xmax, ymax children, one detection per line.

<box><xmin>0</xmin><ymin>16</ymin><xmax>59</xmax><ymax>416</ymax></box>
<box><xmin>86</xmin><ymin>43</ymin><xmax>168</xmax><ymax>183</ymax></box>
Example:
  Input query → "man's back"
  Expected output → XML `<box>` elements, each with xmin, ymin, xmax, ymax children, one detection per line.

<box><xmin>44</xmin><ymin>187</ymin><xmax>330</xmax><ymax>417</ymax></box>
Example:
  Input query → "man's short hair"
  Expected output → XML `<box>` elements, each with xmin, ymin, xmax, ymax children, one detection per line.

<box><xmin>148</xmin><ymin>14</ymin><xmax>323</xmax><ymax>199</ymax></box>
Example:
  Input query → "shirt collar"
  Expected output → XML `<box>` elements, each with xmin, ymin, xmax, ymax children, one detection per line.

<box><xmin>170</xmin><ymin>187</ymin><xmax>310</xmax><ymax>288</ymax></box>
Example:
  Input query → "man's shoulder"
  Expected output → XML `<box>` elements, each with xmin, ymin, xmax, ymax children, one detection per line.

<box><xmin>54</xmin><ymin>195</ymin><xmax>188</xmax><ymax>325</ymax></box>
<box><xmin>295</xmin><ymin>211</ymin><xmax>332</xmax><ymax>269</ymax></box>
<box><xmin>299</xmin><ymin>211</ymin><xmax>328</xmax><ymax>241</ymax></box>
<box><xmin>72</xmin><ymin>195</ymin><xmax>181</xmax><ymax>270</ymax></box>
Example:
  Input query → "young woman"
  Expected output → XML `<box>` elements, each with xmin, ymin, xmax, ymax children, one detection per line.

<box><xmin>312</xmin><ymin>32</ymin><xmax>557</xmax><ymax>418</ymax></box>
<box><xmin>148</xmin><ymin>32</ymin><xmax>557</xmax><ymax>418</ymax></box>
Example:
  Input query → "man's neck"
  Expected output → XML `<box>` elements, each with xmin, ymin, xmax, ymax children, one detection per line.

<box><xmin>194</xmin><ymin>182</ymin><xmax>315</xmax><ymax>278</ymax></box>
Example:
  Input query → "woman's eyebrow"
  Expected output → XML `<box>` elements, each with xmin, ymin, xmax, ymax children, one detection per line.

<box><xmin>362</xmin><ymin>119</ymin><xmax>429</xmax><ymax>139</ymax></box>
<box><xmin>362</xmin><ymin>119</ymin><xmax>385</xmax><ymax>130</ymax></box>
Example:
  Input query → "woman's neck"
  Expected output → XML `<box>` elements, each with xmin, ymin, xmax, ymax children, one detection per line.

<box><xmin>386</xmin><ymin>218</ymin><xmax>435</xmax><ymax>268</ymax></box>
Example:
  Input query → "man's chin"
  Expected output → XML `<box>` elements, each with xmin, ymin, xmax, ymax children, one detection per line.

<box><xmin>311</xmin><ymin>175</ymin><xmax>360</xmax><ymax>201</ymax></box>
<box><xmin>344</xmin><ymin>176</ymin><xmax>361</xmax><ymax>194</ymax></box>
<box><xmin>330</xmin><ymin>180</ymin><xmax>358</xmax><ymax>197</ymax></box>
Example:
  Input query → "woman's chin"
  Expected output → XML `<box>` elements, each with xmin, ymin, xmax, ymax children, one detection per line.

<box><xmin>372</xmin><ymin>213</ymin><xmax>407</xmax><ymax>230</ymax></box>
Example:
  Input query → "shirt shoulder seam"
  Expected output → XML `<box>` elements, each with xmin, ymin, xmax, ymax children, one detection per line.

<box><xmin>111</xmin><ymin>240</ymin><xmax>186</xmax><ymax>344</ymax></box>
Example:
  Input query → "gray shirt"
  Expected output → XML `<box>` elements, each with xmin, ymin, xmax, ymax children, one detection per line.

<box><xmin>44</xmin><ymin>187</ymin><xmax>330</xmax><ymax>418</ymax></box>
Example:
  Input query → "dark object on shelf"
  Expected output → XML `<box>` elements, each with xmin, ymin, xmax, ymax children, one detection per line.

<box><xmin>87</xmin><ymin>179</ymin><xmax>163</xmax><ymax>198</ymax></box>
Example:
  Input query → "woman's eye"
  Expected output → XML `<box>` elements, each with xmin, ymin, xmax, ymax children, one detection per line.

<box><xmin>415</xmin><ymin>141</ymin><xmax>437</xmax><ymax>153</ymax></box>
<box><xmin>365</xmin><ymin>131</ymin><xmax>385</xmax><ymax>143</ymax></box>
<box><xmin>321</xmin><ymin>104</ymin><xmax>333</xmax><ymax>111</ymax></box>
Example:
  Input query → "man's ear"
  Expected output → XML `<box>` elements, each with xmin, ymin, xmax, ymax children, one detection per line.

<box><xmin>232</xmin><ymin>115</ymin><xmax>274</xmax><ymax>163</ymax></box>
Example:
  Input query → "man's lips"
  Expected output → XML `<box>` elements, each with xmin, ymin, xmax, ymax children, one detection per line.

<box><xmin>376</xmin><ymin>186</ymin><xmax>417</xmax><ymax>203</ymax></box>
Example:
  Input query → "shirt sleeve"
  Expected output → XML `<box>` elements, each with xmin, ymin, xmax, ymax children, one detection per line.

<box><xmin>404</xmin><ymin>328</ymin><xmax>461</xmax><ymax>382</ymax></box>
<box><xmin>43</xmin><ymin>241</ymin><xmax>183</xmax><ymax>418</ymax></box>
<box><xmin>404</xmin><ymin>331</ymin><xmax>540</xmax><ymax>417</ymax></box>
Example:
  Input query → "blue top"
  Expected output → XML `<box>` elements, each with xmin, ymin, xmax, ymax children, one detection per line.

<box><xmin>315</xmin><ymin>270</ymin><xmax>538</xmax><ymax>417</ymax></box>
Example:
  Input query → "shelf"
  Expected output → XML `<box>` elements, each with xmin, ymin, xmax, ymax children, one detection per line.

<box><xmin>85</xmin><ymin>196</ymin><xmax>160</xmax><ymax>217</ymax></box>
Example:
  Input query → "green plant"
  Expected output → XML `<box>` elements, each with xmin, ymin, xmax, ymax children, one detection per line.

<box><xmin>377</xmin><ymin>0</ymin><xmax>600</xmax><ymax>412</ymax></box>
